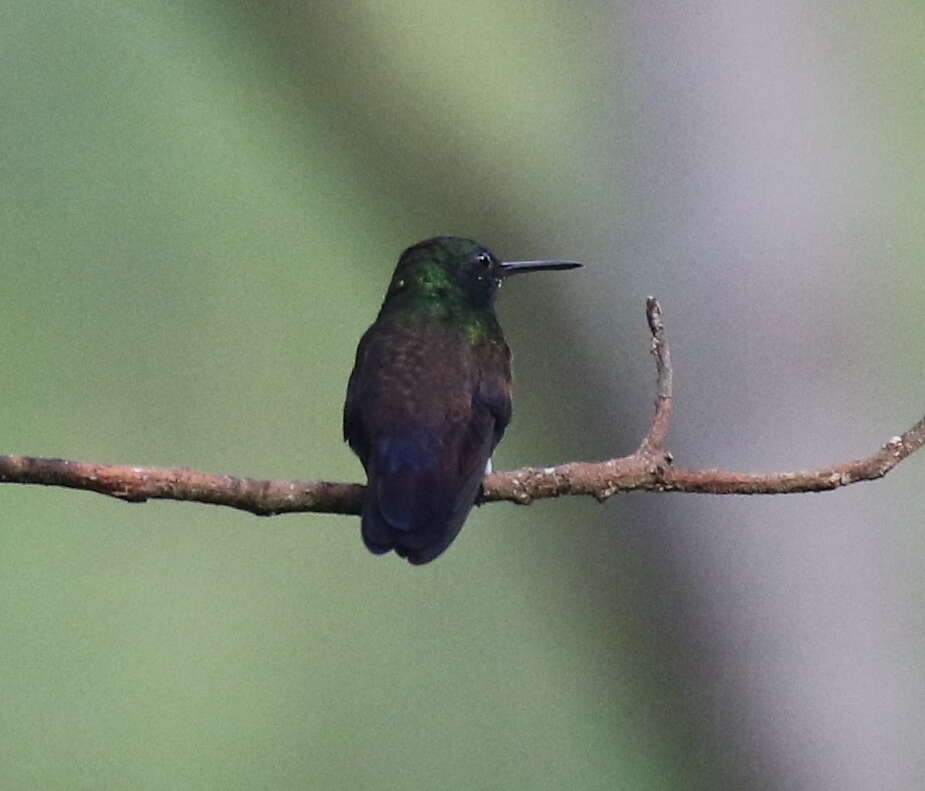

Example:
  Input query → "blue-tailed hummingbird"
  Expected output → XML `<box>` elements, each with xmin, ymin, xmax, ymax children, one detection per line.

<box><xmin>344</xmin><ymin>236</ymin><xmax>581</xmax><ymax>564</ymax></box>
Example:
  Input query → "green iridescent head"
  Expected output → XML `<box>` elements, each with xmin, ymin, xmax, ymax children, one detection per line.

<box><xmin>384</xmin><ymin>236</ymin><xmax>581</xmax><ymax>309</ymax></box>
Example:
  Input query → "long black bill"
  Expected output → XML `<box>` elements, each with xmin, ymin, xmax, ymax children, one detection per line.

<box><xmin>499</xmin><ymin>259</ymin><xmax>583</xmax><ymax>276</ymax></box>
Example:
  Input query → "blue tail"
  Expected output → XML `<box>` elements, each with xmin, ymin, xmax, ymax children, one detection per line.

<box><xmin>361</xmin><ymin>435</ymin><xmax>481</xmax><ymax>565</ymax></box>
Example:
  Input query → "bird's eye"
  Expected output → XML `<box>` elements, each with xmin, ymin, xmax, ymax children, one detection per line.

<box><xmin>474</xmin><ymin>252</ymin><xmax>492</xmax><ymax>268</ymax></box>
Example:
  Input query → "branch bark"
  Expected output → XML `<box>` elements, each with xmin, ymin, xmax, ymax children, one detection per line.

<box><xmin>1</xmin><ymin>299</ymin><xmax>922</xmax><ymax>516</ymax></box>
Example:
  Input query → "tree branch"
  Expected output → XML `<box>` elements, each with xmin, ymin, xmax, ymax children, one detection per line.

<box><xmin>1</xmin><ymin>299</ymin><xmax>922</xmax><ymax>516</ymax></box>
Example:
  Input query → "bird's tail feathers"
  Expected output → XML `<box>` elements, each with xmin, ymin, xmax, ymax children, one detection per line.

<box><xmin>360</xmin><ymin>435</ymin><xmax>464</xmax><ymax>564</ymax></box>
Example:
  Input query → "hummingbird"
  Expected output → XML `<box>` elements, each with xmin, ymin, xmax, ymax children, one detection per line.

<box><xmin>344</xmin><ymin>236</ymin><xmax>581</xmax><ymax>564</ymax></box>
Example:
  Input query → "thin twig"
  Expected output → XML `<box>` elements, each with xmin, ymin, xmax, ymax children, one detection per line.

<box><xmin>636</xmin><ymin>297</ymin><xmax>673</xmax><ymax>460</ymax></box>
<box><xmin>1</xmin><ymin>299</ymin><xmax>922</xmax><ymax>514</ymax></box>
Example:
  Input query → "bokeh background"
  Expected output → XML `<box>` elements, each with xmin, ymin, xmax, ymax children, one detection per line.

<box><xmin>3</xmin><ymin>2</ymin><xmax>924</xmax><ymax>789</ymax></box>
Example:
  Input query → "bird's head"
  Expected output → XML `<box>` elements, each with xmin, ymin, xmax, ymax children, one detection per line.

<box><xmin>385</xmin><ymin>236</ymin><xmax>581</xmax><ymax>309</ymax></box>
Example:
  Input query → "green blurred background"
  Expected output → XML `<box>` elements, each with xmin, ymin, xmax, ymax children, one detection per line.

<box><xmin>2</xmin><ymin>2</ymin><xmax>924</xmax><ymax>789</ymax></box>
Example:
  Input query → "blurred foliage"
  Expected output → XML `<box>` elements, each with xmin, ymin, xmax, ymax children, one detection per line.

<box><xmin>0</xmin><ymin>4</ymin><xmax>684</xmax><ymax>790</ymax></box>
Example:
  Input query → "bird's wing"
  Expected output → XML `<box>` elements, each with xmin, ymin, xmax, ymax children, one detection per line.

<box><xmin>343</xmin><ymin>325</ymin><xmax>373</xmax><ymax>452</ymax></box>
<box><xmin>475</xmin><ymin>372</ymin><xmax>512</xmax><ymax>450</ymax></box>
<box><xmin>474</xmin><ymin>339</ymin><xmax>513</xmax><ymax>450</ymax></box>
